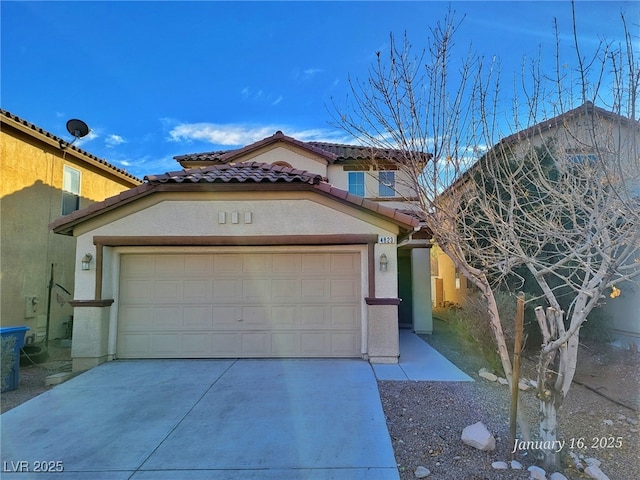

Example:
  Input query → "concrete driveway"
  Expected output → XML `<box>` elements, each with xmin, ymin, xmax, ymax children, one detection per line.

<box><xmin>1</xmin><ymin>359</ymin><xmax>398</xmax><ymax>479</ymax></box>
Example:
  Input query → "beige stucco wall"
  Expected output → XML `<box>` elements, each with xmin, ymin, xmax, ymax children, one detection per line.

<box><xmin>234</xmin><ymin>145</ymin><xmax>328</xmax><ymax>177</ymax></box>
<box><xmin>69</xmin><ymin>190</ymin><xmax>403</xmax><ymax>364</ymax></box>
<box><xmin>0</xmin><ymin>119</ymin><xmax>139</xmax><ymax>339</ymax></box>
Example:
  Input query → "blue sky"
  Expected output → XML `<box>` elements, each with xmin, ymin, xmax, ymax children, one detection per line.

<box><xmin>2</xmin><ymin>1</ymin><xmax>635</xmax><ymax>179</ymax></box>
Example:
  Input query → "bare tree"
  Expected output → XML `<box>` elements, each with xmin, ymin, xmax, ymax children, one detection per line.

<box><xmin>333</xmin><ymin>4</ymin><xmax>639</xmax><ymax>471</ymax></box>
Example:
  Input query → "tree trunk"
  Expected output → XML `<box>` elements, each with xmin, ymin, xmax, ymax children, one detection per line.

<box><xmin>535</xmin><ymin>306</ymin><xmax>581</xmax><ymax>471</ymax></box>
<box><xmin>539</xmin><ymin>393</ymin><xmax>560</xmax><ymax>470</ymax></box>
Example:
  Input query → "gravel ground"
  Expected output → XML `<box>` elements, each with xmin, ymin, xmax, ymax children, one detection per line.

<box><xmin>379</xmin><ymin>320</ymin><xmax>640</xmax><ymax>479</ymax></box>
<box><xmin>3</xmin><ymin>331</ymin><xmax>638</xmax><ymax>480</ymax></box>
<box><xmin>1</xmin><ymin>340</ymin><xmax>75</xmax><ymax>414</ymax></box>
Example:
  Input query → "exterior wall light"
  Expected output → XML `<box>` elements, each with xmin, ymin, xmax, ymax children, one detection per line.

<box><xmin>81</xmin><ymin>253</ymin><xmax>93</xmax><ymax>271</ymax></box>
<box><xmin>379</xmin><ymin>253</ymin><xmax>388</xmax><ymax>272</ymax></box>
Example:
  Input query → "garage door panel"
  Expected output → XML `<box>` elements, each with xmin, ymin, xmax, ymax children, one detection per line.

<box><xmin>154</xmin><ymin>306</ymin><xmax>182</xmax><ymax>329</ymax></box>
<box><xmin>183</xmin><ymin>306</ymin><xmax>213</xmax><ymax>329</ymax></box>
<box><xmin>150</xmin><ymin>334</ymin><xmax>180</xmax><ymax>355</ymax></box>
<box><xmin>209</xmin><ymin>333</ymin><xmax>238</xmax><ymax>355</ymax></box>
<box><xmin>154</xmin><ymin>280</ymin><xmax>183</xmax><ymax>302</ymax></box>
<box><xmin>271</xmin><ymin>306</ymin><xmax>298</xmax><ymax>327</ymax></box>
<box><xmin>331</xmin><ymin>253</ymin><xmax>360</xmax><ymax>274</ymax></box>
<box><xmin>212</xmin><ymin>306</ymin><xmax>240</xmax><ymax>328</ymax></box>
<box><xmin>185</xmin><ymin>255</ymin><xmax>213</xmax><ymax>275</ymax></box>
<box><xmin>301</xmin><ymin>279</ymin><xmax>328</xmax><ymax>301</ymax></box>
<box><xmin>241</xmin><ymin>306</ymin><xmax>268</xmax><ymax>326</ymax></box>
<box><xmin>272</xmin><ymin>279</ymin><xmax>300</xmax><ymax>302</ymax></box>
<box><xmin>243</xmin><ymin>254</ymin><xmax>270</xmax><ymax>273</ymax></box>
<box><xmin>271</xmin><ymin>333</ymin><xmax>300</xmax><ymax>355</ymax></box>
<box><xmin>119</xmin><ymin>334</ymin><xmax>150</xmax><ymax>357</ymax></box>
<box><xmin>300</xmin><ymin>333</ymin><xmax>328</xmax><ymax>355</ymax></box>
<box><xmin>241</xmin><ymin>333</ymin><xmax>270</xmax><ymax>355</ymax></box>
<box><xmin>120</xmin><ymin>279</ymin><xmax>154</xmax><ymax>303</ymax></box>
<box><xmin>242</xmin><ymin>279</ymin><xmax>271</xmax><ymax>301</ymax></box>
<box><xmin>120</xmin><ymin>255</ymin><xmax>154</xmax><ymax>276</ymax></box>
<box><xmin>272</xmin><ymin>254</ymin><xmax>300</xmax><ymax>273</ymax></box>
<box><xmin>119</xmin><ymin>306</ymin><xmax>153</xmax><ymax>329</ymax></box>
<box><xmin>300</xmin><ymin>306</ymin><xmax>327</xmax><ymax>328</ymax></box>
<box><xmin>330</xmin><ymin>278</ymin><xmax>359</xmax><ymax>301</ymax></box>
<box><xmin>155</xmin><ymin>255</ymin><xmax>185</xmax><ymax>275</ymax></box>
<box><xmin>184</xmin><ymin>280</ymin><xmax>213</xmax><ymax>302</ymax></box>
<box><xmin>182</xmin><ymin>333</ymin><xmax>212</xmax><ymax>355</ymax></box>
<box><xmin>213</xmin><ymin>279</ymin><xmax>241</xmax><ymax>301</ymax></box>
<box><xmin>301</xmin><ymin>254</ymin><xmax>328</xmax><ymax>273</ymax></box>
<box><xmin>118</xmin><ymin>251</ymin><xmax>362</xmax><ymax>359</ymax></box>
<box><xmin>331</xmin><ymin>333</ymin><xmax>360</xmax><ymax>355</ymax></box>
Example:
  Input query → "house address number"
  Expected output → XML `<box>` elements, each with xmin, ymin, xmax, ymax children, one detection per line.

<box><xmin>378</xmin><ymin>236</ymin><xmax>395</xmax><ymax>244</ymax></box>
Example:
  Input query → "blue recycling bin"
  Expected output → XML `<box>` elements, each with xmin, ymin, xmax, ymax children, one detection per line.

<box><xmin>1</xmin><ymin>326</ymin><xmax>29</xmax><ymax>392</ymax></box>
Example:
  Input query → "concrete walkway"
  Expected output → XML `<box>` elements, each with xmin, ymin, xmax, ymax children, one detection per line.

<box><xmin>372</xmin><ymin>330</ymin><xmax>473</xmax><ymax>381</ymax></box>
<box><xmin>1</xmin><ymin>359</ymin><xmax>399</xmax><ymax>479</ymax></box>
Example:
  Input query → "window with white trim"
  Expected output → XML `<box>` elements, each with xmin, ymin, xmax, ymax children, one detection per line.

<box><xmin>348</xmin><ymin>171</ymin><xmax>365</xmax><ymax>196</ymax></box>
<box><xmin>62</xmin><ymin>166</ymin><xmax>81</xmax><ymax>215</ymax></box>
<box><xmin>378</xmin><ymin>171</ymin><xmax>396</xmax><ymax>197</ymax></box>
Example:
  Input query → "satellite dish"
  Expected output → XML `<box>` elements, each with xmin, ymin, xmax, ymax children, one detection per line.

<box><xmin>60</xmin><ymin>118</ymin><xmax>90</xmax><ymax>149</ymax></box>
<box><xmin>66</xmin><ymin>119</ymin><xmax>90</xmax><ymax>139</ymax></box>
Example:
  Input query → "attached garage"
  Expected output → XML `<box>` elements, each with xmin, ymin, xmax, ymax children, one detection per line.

<box><xmin>51</xmin><ymin>161</ymin><xmax>420</xmax><ymax>371</ymax></box>
<box><xmin>117</xmin><ymin>250</ymin><xmax>362</xmax><ymax>358</ymax></box>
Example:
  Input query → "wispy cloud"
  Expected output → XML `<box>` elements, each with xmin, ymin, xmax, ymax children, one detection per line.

<box><xmin>105</xmin><ymin>134</ymin><xmax>126</xmax><ymax>147</ymax></box>
<box><xmin>240</xmin><ymin>86</ymin><xmax>283</xmax><ymax>106</ymax></box>
<box><xmin>168</xmin><ymin>122</ymin><xmax>352</xmax><ymax>146</ymax></box>
<box><xmin>293</xmin><ymin>67</ymin><xmax>324</xmax><ymax>82</ymax></box>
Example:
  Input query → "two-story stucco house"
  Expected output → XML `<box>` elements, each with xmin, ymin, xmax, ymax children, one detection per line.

<box><xmin>1</xmin><ymin>110</ymin><xmax>141</xmax><ymax>345</ymax></box>
<box><xmin>51</xmin><ymin>131</ymin><xmax>433</xmax><ymax>371</ymax></box>
<box><xmin>432</xmin><ymin>102</ymin><xmax>640</xmax><ymax>347</ymax></box>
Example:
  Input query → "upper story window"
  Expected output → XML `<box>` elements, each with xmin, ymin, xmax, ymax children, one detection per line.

<box><xmin>378</xmin><ymin>171</ymin><xmax>396</xmax><ymax>197</ymax></box>
<box><xmin>62</xmin><ymin>166</ymin><xmax>81</xmax><ymax>215</ymax></box>
<box><xmin>348</xmin><ymin>171</ymin><xmax>365</xmax><ymax>197</ymax></box>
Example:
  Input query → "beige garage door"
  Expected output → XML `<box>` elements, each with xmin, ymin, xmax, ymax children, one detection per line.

<box><xmin>117</xmin><ymin>251</ymin><xmax>362</xmax><ymax>358</ymax></box>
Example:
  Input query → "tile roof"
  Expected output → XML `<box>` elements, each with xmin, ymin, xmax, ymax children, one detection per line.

<box><xmin>50</xmin><ymin>162</ymin><xmax>419</xmax><ymax>234</ymax></box>
<box><xmin>499</xmin><ymin>101</ymin><xmax>640</xmax><ymax>145</ymax></box>
<box><xmin>1</xmin><ymin>109</ymin><xmax>141</xmax><ymax>184</ymax></box>
<box><xmin>174</xmin><ymin>131</ymin><xmax>337</xmax><ymax>166</ymax></box>
<box><xmin>145</xmin><ymin>161</ymin><xmax>323</xmax><ymax>185</ymax></box>
<box><xmin>174</xmin><ymin>131</ymin><xmax>431</xmax><ymax>167</ymax></box>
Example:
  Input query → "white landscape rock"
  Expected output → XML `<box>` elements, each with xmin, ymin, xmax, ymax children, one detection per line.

<box><xmin>549</xmin><ymin>473</ymin><xmax>568</xmax><ymax>480</ymax></box>
<box><xmin>511</xmin><ymin>459</ymin><xmax>523</xmax><ymax>469</ymax></box>
<box><xmin>528</xmin><ymin>465</ymin><xmax>547</xmax><ymax>479</ymax></box>
<box><xmin>461</xmin><ymin>422</ymin><xmax>496</xmax><ymax>451</ymax></box>
<box><xmin>518</xmin><ymin>380</ymin><xmax>530</xmax><ymax>391</ymax></box>
<box><xmin>584</xmin><ymin>457</ymin><xmax>601</xmax><ymax>468</ymax></box>
<box><xmin>479</xmin><ymin>371</ymin><xmax>498</xmax><ymax>382</ymax></box>
<box><xmin>497</xmin><ymin>377</ymin><xmax>509</xmax><ymax>385</ymax></box>
<box><xmin>584</xmin><ymin>465</ymin><xmax>610</xmax><ymax>480</ymax></box>
<box><xmin>414</xmin><ymin>465</ymin><xmax>431</xmax><ymax>478</ymax></box>
<box><xmin>492</xmin><ymin>461</ymin><xmax>509</xmax><ymax>469</ymax></box>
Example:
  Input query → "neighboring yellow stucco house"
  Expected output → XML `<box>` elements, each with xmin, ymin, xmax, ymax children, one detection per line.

<box><xmin>1</xmin><ymin>110</ymin><xmax>141</xmax><ymax>344</ymax></box>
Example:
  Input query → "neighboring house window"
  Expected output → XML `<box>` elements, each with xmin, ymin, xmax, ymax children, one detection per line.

<box><xmin>566</xmin><ymin>150</ymin><xmax>597</xmax><ymax>165</ymax></box>
<box><xmin>62</xmin><ymin>166</ymin><xmax>81</xmax><ymax>215</ymax></box>
<box><xmin>378</xmin><ymin>171</ymin><xmax>396</xmax><ymax>197</ymax></box>
<box><xmin>348</xmin><ymin>172</ymin><xmax>365</xmax><ymax>196</ymax></box>
<box><xmin>455</xmin><ymin>268</ymin><xmax>461</xmax><ymax>290</ymax></box>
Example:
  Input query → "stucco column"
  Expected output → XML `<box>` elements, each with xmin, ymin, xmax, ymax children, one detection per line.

<box><xmin>411</xmin><ymin>247</ymin><xmax>433</xmax><ymax>334</ymax></box>
<box><xmin>69</xmin><ymin>300</ymin><xmax>113</xmax><ymax>372</ymax></box>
